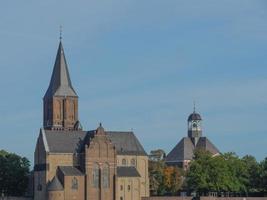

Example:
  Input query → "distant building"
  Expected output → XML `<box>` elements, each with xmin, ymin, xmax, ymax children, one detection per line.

<box><xmin>34</xmin><ymin>40</ymin><xmax>149</xmax><ymax>200</ymax></box>
<box><xmin>165</xmin><ymin>109</ymin><xmax>220</xmax><ymax>169</ymax></box>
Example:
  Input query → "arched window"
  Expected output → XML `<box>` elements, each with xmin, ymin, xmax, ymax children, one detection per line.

<box><xmin>131</xmin><ymin>158</ymin><xmax>136</xmax><ymax>166</ymax></box>
<box><xmin>71</xmin><ymin>177</ymin><xmax>78</xmax><ymax>190</ymax></box>
<box><xmin>37</xmin><ymin>184</ymin><xmax>42</xmax><ymax>191</ymax></box>
<box><xmin>122</xmin><ymin>159</ymin><xmax>127</xmax><ymax>166</ymax></box>
<box><xmin>92</xmin><ymin>163</ymin><xmax>100</xmax><ymax>188</ymax></box>
<box><xmin>102</xmin><ymin>163</ymin><xmax>109</xmax><ymax>188</ymax></box>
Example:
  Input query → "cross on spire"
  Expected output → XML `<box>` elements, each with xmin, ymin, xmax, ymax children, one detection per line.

<box><xmin>59</xmin><ymin>25</ymin><xmax>63</xmax><ymax>41</ymax></box>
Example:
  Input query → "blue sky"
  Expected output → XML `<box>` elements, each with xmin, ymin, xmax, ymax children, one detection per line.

<box><xmin>0</xmin><ymin>0</ymin><xmax>266</xmax><ymax>164</ymax></box>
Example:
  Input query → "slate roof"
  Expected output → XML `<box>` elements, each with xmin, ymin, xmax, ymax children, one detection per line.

<box><xmin>47</xmin><ymin>176</ymin><xmax>63</xmax><ymax>191</ymax></box>
<box><xmin>196</xmin><ymin>137</ymin><xmax>220</xmax><ymax>155</ymax></box>
<box><xmin>58</xmin><ymin>166</ymin><xmax>84</xmax><ymax>176</ymax></box>
<box><xmin>107</xmin><ymin>132</ymin><xmax>147</xmax><ymax>156</ymax></box>
<box><xmin>43</xmin><ymin>129</ymin><xmax>86</xmax><ymax>153</ymax></box>
<box><xmin>42</xmin><ymin>129</ymin><xmax>147</xmax><ymax>156</ymax></box>
<box><xmin>117</xmin><ymin>167</ymin><xmax>141</xmax><ymax>177</ymax></box>
<box><xmin>165</xmin><ymin>137</ymin><xmax>194</xmax><ymax>162</ymax></box>
<box><xmin>44</xmin><ymin>41</ymin><xmax>77</xmax><ymax>98</ymax></box>
<box><xmin>188</xmin><ymin>112</ymin><xmax>202</xmax><ymax>121</ymax></box>
<box><xmin>165</xmin><ymin>137</ymin><xmax>220</xmax><ymax>163</ymax></box>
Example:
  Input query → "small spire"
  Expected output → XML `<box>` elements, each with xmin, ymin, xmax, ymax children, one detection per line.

<box><xmin>99</xmin><ymin>122</ymin><xmax>102</xmax><ymax>127</ymax></box>
<box><xmin>193</xmin><ymin>100</ymin><xmax>196</xmax><ymax>113</ymax></box>
<box><xmin>59</xmin><ymin>25</ymin><xmax>63</xmax><ymax>41</ymax></box>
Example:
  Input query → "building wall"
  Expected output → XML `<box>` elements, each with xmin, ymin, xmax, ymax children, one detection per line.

<box><xmin>117</xmin><ymin>177</ymin><xmax>140</xmax><ymax>200</ymax></box>
<box><xmin>43</xmin><ymin>96</ymin><xmax>78</xmax><ymax>129</ymax></box>
<box><xmin>34</xmin><ymin>132</ymin><xmax>47</xmax><ymax>200</ymax></box>
<box><xmin>142</xmin><ymin>197</ymin><xmax>192</xmax><ymax>200</ymax></box>
<box><xmin>117</xmin><ymin>155</ymin><xmax>150</xmax><ymax>198</ymax></box>
<box><xmin>63</xmin><ymin>175</ymin><xmax>85</xmax><ymax>200</ymax></box>
<box><xmin>85</xmin><ymin>133</ymin><xmax>117</xmax><ymax>200</ymax></box>
<box><xmin>142</xmin><ymin>198</ymin><xmax>267</xmax><ymax>200</ymax></box>
<box><xmin>46</xmin><ymin>153</ymin><xmax>74</xmax><ymax>181</ymax></box>
<box><xmin>47</xmin><ymin>191</ymin><xmax>64</xmax><ymax>200</ymax></box>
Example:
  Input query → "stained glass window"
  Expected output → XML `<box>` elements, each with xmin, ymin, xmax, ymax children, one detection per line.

<box><xmin>102</xmin><ymin>163</ymin><xmax>109</xmax><ymax>188</ymax></box>
<box><xmin>92</xmin><ymin>163</ymin><xmax>100</xmax><ymax>187</ymax></box>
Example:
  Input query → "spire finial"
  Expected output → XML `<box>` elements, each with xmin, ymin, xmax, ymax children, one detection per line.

<box><xmin>59</xmin><ymin>25</ymin><xmax>63</xmax><ymax>41</ymax></box>
<box><xmin>193</xmin><ymin>100</ymin><xmax>196</xmax><ymax>113</ymax></box>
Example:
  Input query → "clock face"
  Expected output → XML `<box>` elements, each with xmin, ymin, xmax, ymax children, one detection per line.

<box><xmin>193</xmin><ymin>122</ymin><xmax>197</xmax><ymax>128</ymax></box>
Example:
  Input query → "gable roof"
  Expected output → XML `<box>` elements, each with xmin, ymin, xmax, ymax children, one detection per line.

<box><xmin>44</xmin><ymin>41</ymin><xmax>77</xmax><ymax>98</ymax></box>
<box><xmin>196</xmin><ymin>137</ymin><xmax>220</xmax><ymax>155</ymax></box>
<box><xmin>58</xmin><ymin>166</ymin><xmax>84</xmax><ymax>176</ymax></box>
<box><xmin>42</xmin><ymin>129</ymin><xmax>147</xmax><ymax>156</ymax></box>
<box><xmin>165</xmin><ymin>137</ymin><xmax>194</xmax><ymax>162</ymax></box>
<box><xmin>44</xmin><ymin>130</ymin><xmax>86</xmax><ymax>153</ymax></box>
<box><xmin>117</xmin><ymin>166</ymin><xmax>141</xmax><ymax>177</ymax></box>
<box><xmin>165</xmin><ymin>137</ymin><xmax>220</xmax><ymax>163</ymax></box>
<box><xmin>107</xmin><ymin>132</ymin><xmax>147</xmax><ymax>156</ymax></box>
<box><xmin>47</xmin><ymin>176</ymin><xmax>63</xmax><ymax>191</ymax></box>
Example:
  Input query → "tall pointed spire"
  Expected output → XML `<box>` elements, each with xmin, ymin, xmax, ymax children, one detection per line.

<box><xmin>43</xmin><ymin>40</ymin><xmax>79</xmax><ymax>130</ymax></box>
<box><xmin>44</xmin><ymin>41</ymin><xmax>77</xmax><ymax>98</ymax></box>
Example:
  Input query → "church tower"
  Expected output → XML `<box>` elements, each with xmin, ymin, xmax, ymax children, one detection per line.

<box><xmin>187</xmin><ymin>107</ymin><xmax>202</xmax><ymax>146</ymax></box>
<box><xmin>43</xmin><ymin>41</ymin><xmax>80</xmax><ymax>130</ymax></box>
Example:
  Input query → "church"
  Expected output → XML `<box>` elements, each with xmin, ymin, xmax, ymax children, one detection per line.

<box><xmin>34</xmin><ymin>40</ymin><xmax>149</xmax><ymax>200</ymax></box>
<box><xmin>165</xmin><ymin>108</ymin><xmax>220</xmax><ymax>169</ymax></box>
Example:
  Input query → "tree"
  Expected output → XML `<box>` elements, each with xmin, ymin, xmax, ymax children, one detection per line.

<box><xmin>186</xmin><ymin>149</ymin><xmax>216</xmax><ymax>194</ymax></box>
<box><xmin>186</xmin><ymin>150</ymin><xmax>249</xmax><ymax>194</ymax></box>
<box><xmin>222</xmin><ymin>152</ymin><xmax>249</xmax><ymax>193</ymax></box>
<box><xmin>163</xmin><ymin>166</ymin><xmax>183</xmax><ymax>194</ymax></box>
<box><xmin>242</xmin><ymin>155</ymin><xmax>261</xmax><ymax>192</ymax></box>
<box><xmin>149</xmin><ymin>158</ymin><xmax>165</xmax><ymax>195</ymax></box>
<box><xmin>0</xmin><ymin>150</ymin><xmax>30</xmax><ymax>196</ymax></box>
<box><xmin>149</xmin><ymin>149</ymin><xmax>183</xmax><ymax>196</ymax></box>
<box><xmin>259</xmin><ymin>157</ymin><xmax>267</xmax><ymax>192</ymax></box>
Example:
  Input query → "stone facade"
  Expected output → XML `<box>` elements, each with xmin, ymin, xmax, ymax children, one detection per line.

<box><xmin>116</xmin><ymin>155</ymin><xmax>149</xmax><ymax>199</ymax></box>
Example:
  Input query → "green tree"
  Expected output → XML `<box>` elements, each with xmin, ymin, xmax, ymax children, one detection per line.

<box><xmin>149</xmin><ymin>159</ymin><xmax>165</xmax><ymax>195</ymax></box>
<box><xmin>149</xmin><ymin>149</ymin><xmax>183</xmax><ymax>196</ymax></box>
<box><xmin>223</xmin><ymin>152</ymin><xmax>249</xmax><ymax>193</ymax></box>
<box><xmin>186</xmin><ymin>150</ymin><xmax>250</xmax><ymax>194</ymax></box>
<box><xmin>242</xmin><ymin>155</ymin><xmax>261</xmax><ymax>192</ymax></box>
<box><xmin>0</xmin><ymin>150</ymin><xmax>30</xmax><ymax>196</ymax></box>
<box><xmin>259</xmin><ymin>157</ymin><xmax>267</xmax><ymax>192</ymax></box>
<box><xmin>186</xmin><ymin>149</ymin><xmax>233</xmax><ymax>194</ymax></box>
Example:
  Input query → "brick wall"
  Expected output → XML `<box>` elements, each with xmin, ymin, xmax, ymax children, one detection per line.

<box><xmin>142</xmin><ymin>197</ymin><xmax>267</xmax><ymax>200</ymax></box>
<box><xmin>142</xmin><ymin>197</ymin><xmax>192</xmax><ymax>200</ymax></box>
<box><xmin>201</xmin><ymin>197</ymin><xmax>267</xmax><ymax>200</ymax></box>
